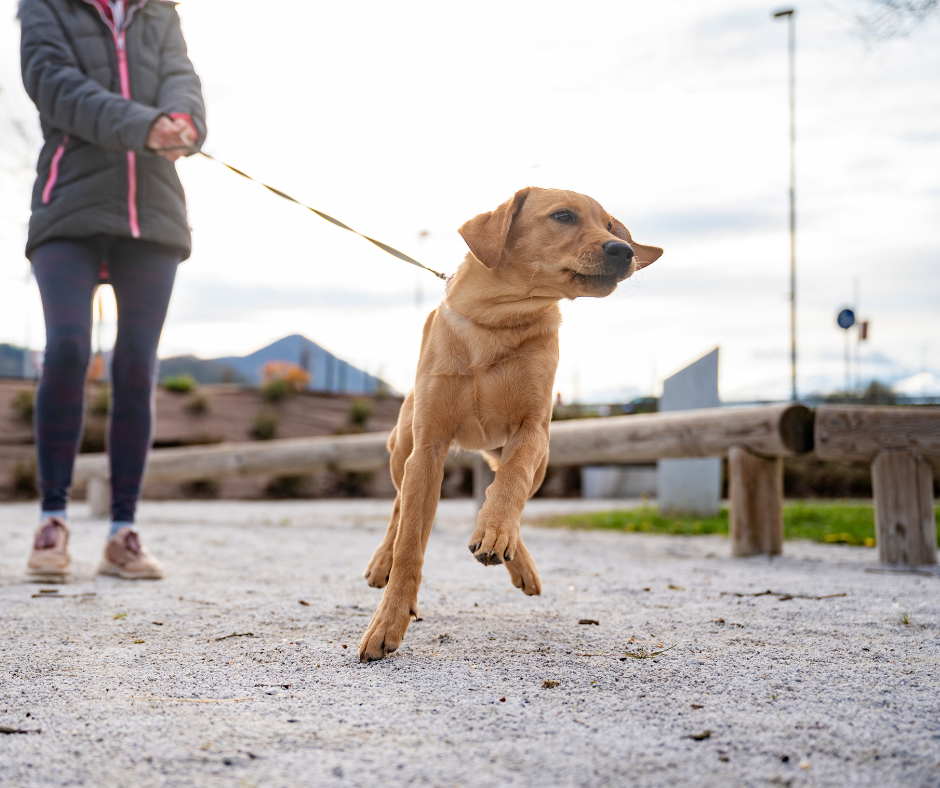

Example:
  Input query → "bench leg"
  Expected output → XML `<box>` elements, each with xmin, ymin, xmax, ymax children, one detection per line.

<box><xmin>87</xmin><ymin>476</ymin><xmax>110</xmax><ymax>519</ymax></box>
<box><xmin>729</xmin><ymin>446</ymin><xmax>783</xmax><ymax>557</ymax></box>
<box><xmin>473</xmin><ymin>454</ymin><xmax>496</xmax><ymax>515</ymax></box>
<box><xmin>872</xmin><ymin>450</ymin><xmax>937</xmax><ymax>566</ymax></box>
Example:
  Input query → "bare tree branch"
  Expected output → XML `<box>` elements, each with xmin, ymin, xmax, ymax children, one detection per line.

<box><xmin>856</xmin><ymin>0</ymin><xmax>939</xmax><ymax>40</ymax></box>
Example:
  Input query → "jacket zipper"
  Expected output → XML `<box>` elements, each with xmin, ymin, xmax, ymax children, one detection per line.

<box><xmin>114</xmin><ymin>32</ymin><xmax>140</xmax><ymax>238</ymax></box>
<box><xmin>41</xmin><ymin>134</ymin><xmax>70</xmax><ymax>205</ymax></box>
<box><xmin>81</xmin><ymin>0</ymin><xmax>150</xmax><ymax>238</ymax></box>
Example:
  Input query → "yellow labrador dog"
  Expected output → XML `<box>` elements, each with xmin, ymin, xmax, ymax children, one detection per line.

<box><xmin>359</xmin><ymin>187</ymin><xmax>662</xmax><ymax>662</ymax></box>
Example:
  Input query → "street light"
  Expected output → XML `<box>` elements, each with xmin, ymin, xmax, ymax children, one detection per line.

<box><xmin>773</xmin><ymin>8</ymin><xmax>796</xmax><ymax>401</ymax></box>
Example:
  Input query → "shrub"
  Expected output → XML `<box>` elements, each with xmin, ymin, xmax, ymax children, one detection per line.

<box><xmin>11</xmin><ymin>457</ymin><xmax>38</xmax><ymax>499</ymax></box>
<box><xmin>262</xmin><ymin>361</ymin><xmax>310</xmax><ymax>402</ymax></box>
<box><xmin>11</xmin><ymin>390</ymin><xmax>35</xmax><ymax>425</ymax></box>
<box><xmin>79</xmin><ymin>423</ymin><xmax>106</xmax><ymax>453</ymax></box>
<box><xmin>250</xmin><ymin>409</ymin><xmax>278</xmax><ymax>440</ymax></box>
<box><xmin>185</xmin><ymin>394</ymin><xmax>210</xmax><ymax>415</ymax></box>
<box><xmin>90</xmin><ymin>386</ymin><xmax>110</xmax><ymax>417</ymax></box>
<box><xmin>180</xmin><ymin>478</ymin><xmax>221</xmax><ymax>499</ymax></box>
<box><xmin>334</xmin><ymin>470</ymin><xmax>375</xmax><ymax>497</ymax></box>
<box><xmin>163</xmin><ymin>373</ymin><xmax>197</xmax><ymax>394</ymax></box>
<box><xmin>265</xmin><ymin>474</ymin><xmax>312</xmax><ymax>498</ymax></box>
<box><xmin>262</xmin><ymin>377</ymin><xmax>290</xmax><ymax>403</ymax></box>
<box><xmin>348</xmin><ymin>398</ymin><xmax>374</xmax><ymax>430</ymax></box>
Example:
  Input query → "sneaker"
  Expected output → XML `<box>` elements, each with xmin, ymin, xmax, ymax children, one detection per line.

<box><xmin>98</xmin><ymin>527</ymin><xmax>164</xmax><ymax>580</ymax></box>
<box><xmin>27</xmin><ymin>516</ymin><xmax>71</xmax><ymax>577</ymax></box>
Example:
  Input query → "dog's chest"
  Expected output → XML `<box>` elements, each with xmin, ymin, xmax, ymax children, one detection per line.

<box><xmin>447</xmin><ymin>349</ymin><xmax>553</xmax><ymax>449</ymax></box>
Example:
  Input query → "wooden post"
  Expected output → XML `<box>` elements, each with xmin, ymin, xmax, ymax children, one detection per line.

<box><xmin>473</xmin><ymin>454</ymin><xmax>496</xmax><ymax>514</ymax></box>
<box><xmin>87</xmin><ymin>476</ymin><xmax>109</xmax><ymax>519</ymax></box>
<box><xmin>728</xmin><ymin>446</ymin><xmax>783</xmax><ymax>557</ymax></box>
<box><xmin>871</xmin><ymin>450</ymin><xmax>936</xmax><ymax>566</ymax></box>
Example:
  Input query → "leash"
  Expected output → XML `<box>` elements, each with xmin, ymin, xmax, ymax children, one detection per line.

<box><xmin>196</xmin><ymin>151</ymin><xmax>448</xmax><ymax>281</ymax></box>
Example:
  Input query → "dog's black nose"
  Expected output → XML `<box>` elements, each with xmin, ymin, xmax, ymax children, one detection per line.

<box><xmin>603</xmin><ymin>241</ymin><xmax>634</xmax><ymax>262</ymax></box>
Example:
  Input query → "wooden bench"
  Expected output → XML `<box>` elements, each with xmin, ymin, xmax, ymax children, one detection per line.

<box><xmin>815</xmin><ymin>406</ymin><xmax>940</xmax><ymax>566</ymax></box>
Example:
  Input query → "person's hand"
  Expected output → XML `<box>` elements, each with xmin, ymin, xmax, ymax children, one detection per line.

<box><xmin>146</xmin><ymin>116</ymin><xmax>194</xmax><ymax>161</ymax></box>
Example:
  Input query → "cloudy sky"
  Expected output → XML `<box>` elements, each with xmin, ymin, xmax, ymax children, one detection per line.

<box><xmin>1</xmin><ymin>0</ymin><xmax>938</xmax><ymax>400</ymax></box>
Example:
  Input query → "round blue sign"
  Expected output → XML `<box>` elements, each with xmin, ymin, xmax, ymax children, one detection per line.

<box><xmin>837</xmin><ymin>308</ymin><xmax>855</xmax><ymax>330</ymax></box>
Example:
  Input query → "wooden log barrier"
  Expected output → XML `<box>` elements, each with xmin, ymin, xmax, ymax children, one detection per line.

<box><xmin>75</xmin><ymin>404</ymin><xmax>814</xmax><ymax>530</ymax></box>
<box><xmin>546</xmin><ymin>404</ymin><xmax>813</xmax><ymax>464</ymax></box>
<box><xmin>871</xmin><ymin>450</ymin><xmax>937</xmax><ymax>566</ymax></box>
<box><xmin>816</xmin><ymin>405</ymin><xmax>940</xmax><ymax>566</ymax></box>
<box><xmin>728</xmin><ymin>446</ymin><xmax>783</xmax><ymax>557</ymax></box>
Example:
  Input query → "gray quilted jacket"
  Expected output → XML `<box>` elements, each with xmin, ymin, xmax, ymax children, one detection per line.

<box><xmin>19</xmin><ymin>0</ymin><xmax>206</xmax><ymax>260</ymax></box>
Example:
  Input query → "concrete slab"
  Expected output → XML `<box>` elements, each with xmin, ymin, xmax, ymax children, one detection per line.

<box><xmin>1</xmin><ymin>500</ymin><xmax>938</xmax><ymax>787</ymax></box>
<box><xmin>659</xmin><ymin>348</ymin><xmax>722</xmax><ymax>516</ymax></box>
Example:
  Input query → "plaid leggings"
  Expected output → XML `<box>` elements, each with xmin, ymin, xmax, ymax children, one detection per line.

<box><xmin>31</xmin><ymin>235</ymin><xmax>180</xmax><ymax>523</ymax></box>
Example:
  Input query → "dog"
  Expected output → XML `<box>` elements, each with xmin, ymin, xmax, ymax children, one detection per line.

<box><xmin>359</xmin><ymin>187</ymin><xmax>662</xmax><ymax>662</ymax></box>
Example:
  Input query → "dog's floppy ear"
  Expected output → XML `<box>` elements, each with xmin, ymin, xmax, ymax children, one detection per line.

<box><xmin>610</xmin><ymin>217</ymin><xmax>663</xmax><ymax>270</ymax></box>
<box><xmin>458</xmin><ymin>188</ymin><xmax>531</xmax><ymax>269</ymax></box>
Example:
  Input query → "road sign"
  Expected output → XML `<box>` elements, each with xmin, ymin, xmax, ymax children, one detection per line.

<box><xmin>837</xmin><ymin>308</ymin><xmax>855</xmax><ymax>330</ymax></box>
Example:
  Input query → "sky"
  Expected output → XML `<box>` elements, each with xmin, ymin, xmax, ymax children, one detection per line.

<box><xmin>1</xmin><ymin>0</ymin><xmax>938</xmax><ymax>401</ymax></box>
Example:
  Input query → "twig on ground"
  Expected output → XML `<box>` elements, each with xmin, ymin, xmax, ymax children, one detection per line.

<box><xmin>0</xmin><ymin>725</ymin><xmax>41</xmax><ymax>734</ymax></box>
<box><xmin>720</xmin><ymin>589</ymin><xmax>847</xmax><ymax>601</ymax></box>
<box><xmin>215</xmin><ymin>632</ymin><xmax>255</xmax><ymax>641</ymax></box>
<box><xmin>31</xmin><ymin>593</ymin><xmax>97</xmax><ymax>599</ymax></box>
<box><xmin>621</xmin><ymin>644</ymin><xmax>677</xmax><ymax>660</ymax></box>
<box><xmin>578</xmin><ymin>619</ymin><xmax>600</xmax><ymax>625</ymax></box>
<box><xmin>130</xmin><ymin>696</ymin><xmax>254</xmax><ymax>703</ymax></box>
<box><xmin>254</xmin><ymin>683</ymin><xmax>291</xmax><ymax>689</ymax></box>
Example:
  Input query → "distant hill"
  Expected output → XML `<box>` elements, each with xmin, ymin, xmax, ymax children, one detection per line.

<box><xmin>159</xmin><ymin>334</ymin><xmax>390</xmax><ymax>394</ymax></box>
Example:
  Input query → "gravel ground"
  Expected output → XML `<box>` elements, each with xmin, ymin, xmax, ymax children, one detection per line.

<box><xmin>1</xmin><ymin>499</ymin><xmax>939</xmax><ymax>788</ymax></box>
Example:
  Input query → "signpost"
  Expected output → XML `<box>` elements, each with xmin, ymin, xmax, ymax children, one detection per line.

<box><xmin>837</xmin><ymin>308</ymin><xmax>855</xmax><ymax>394</ymax></box>
<box><xmin>773</xmin><ymin>8</ymin><xmax>797</xmax><ymax>401</ymax></box>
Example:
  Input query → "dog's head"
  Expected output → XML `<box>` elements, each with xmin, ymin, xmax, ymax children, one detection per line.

<box><xmin>458</xmin><ymin>187</ymin><xmax>662</xmax><ymax>299</ymax></box>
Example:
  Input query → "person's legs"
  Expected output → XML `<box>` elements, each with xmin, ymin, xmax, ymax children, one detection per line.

<box><xmin>31</xmin><ymin>239</ymin><xmax>101</xmax><ymax>518</ymax></box>
<box><xmin>27</xmin><ymin>239</ymin><xmax>101</xmax><ymax>575</ymax></box>
<box><xmin>105</xmin><ymin>238</ymin><xmax>180</xmax><ymax>534</ymax></box>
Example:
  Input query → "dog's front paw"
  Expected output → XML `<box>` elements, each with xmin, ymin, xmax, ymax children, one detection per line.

<box><xmin>363</xmin><ymin>548</ymin><xmax>393</xmax><ymax>588</ymax></box>
<box><xmin>358</xmin><ymin>597</ymin><xmax>417</xmax><ymax>663</ymax></box>
<box><xmin>506</xmin><ymin>549</ymin><xmax>542</xmax><ymax>596</ymax></box>
<box><xmin>468</xmin><ymin>516</ymin><xmax>519</xmax><ymax>566</ymax></box>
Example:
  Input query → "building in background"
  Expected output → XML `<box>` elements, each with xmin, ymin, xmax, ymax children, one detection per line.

<box><xmin>0</xmin><ymin>344</ymin><xmax>41</xmax><ymax>380</ymax></box>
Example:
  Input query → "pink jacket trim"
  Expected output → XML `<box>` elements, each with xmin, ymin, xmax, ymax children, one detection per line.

<box><xmin>41</xmin><ymin>135</ymin><xmax>70</xmax><ymax>205</ymax></box>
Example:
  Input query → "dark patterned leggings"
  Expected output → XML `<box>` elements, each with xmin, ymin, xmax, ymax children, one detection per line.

<box><xmin>31</xmin><ymin>235</ymin><xmax>180</xmax><ymax>523</ymax></box>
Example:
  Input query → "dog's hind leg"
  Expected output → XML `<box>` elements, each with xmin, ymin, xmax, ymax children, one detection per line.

<box><xmin>502</xmin><ymin>449</ymin><xmax>547</xmax><ymax>594</ymax></box>
<box><xmin>528</xmin><ymin>450</ymin><xmax>548</xmax><ymax>499</ymax></box>
<box><xmin>364</xmin><ymin>395</ymin><xmax>414</xmax><ymax>588</ymax></box>
<box><xmin>364</xmin><ymin>492</ymin><xmax>400</xmax><ymax>589</ymax></box>
<box><xmin>504</xmin><ymin>535</ymin><xmax>542</xmax><ymax>595</ymax></box>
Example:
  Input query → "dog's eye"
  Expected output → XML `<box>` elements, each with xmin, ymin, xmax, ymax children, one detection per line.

<box><xmin>552</xmin><ymin>211</ymin><xmax>574</xmax><ymax>223</ymax></box>
<box><xmin>607</xmin><ymin>221</ymin><xmax>612</xmax><ymax>231</ymax></box>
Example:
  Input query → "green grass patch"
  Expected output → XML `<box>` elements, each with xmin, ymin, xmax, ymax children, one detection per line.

<box><xmin>546</xmin><ymin>502</ymin><xmax>940</xmax><ymax>547</ymax></box>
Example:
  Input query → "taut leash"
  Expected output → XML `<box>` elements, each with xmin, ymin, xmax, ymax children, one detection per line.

<box><xmin>197</xmin><ymin>151</ymin><xmax>448</xmax><ymax>281</ymax></box>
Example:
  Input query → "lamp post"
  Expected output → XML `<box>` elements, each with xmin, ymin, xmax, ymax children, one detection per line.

<box><xmin>773</xmin><ymin>8</ymin><xmax>797</xmax><ymax>401</ymax></box>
